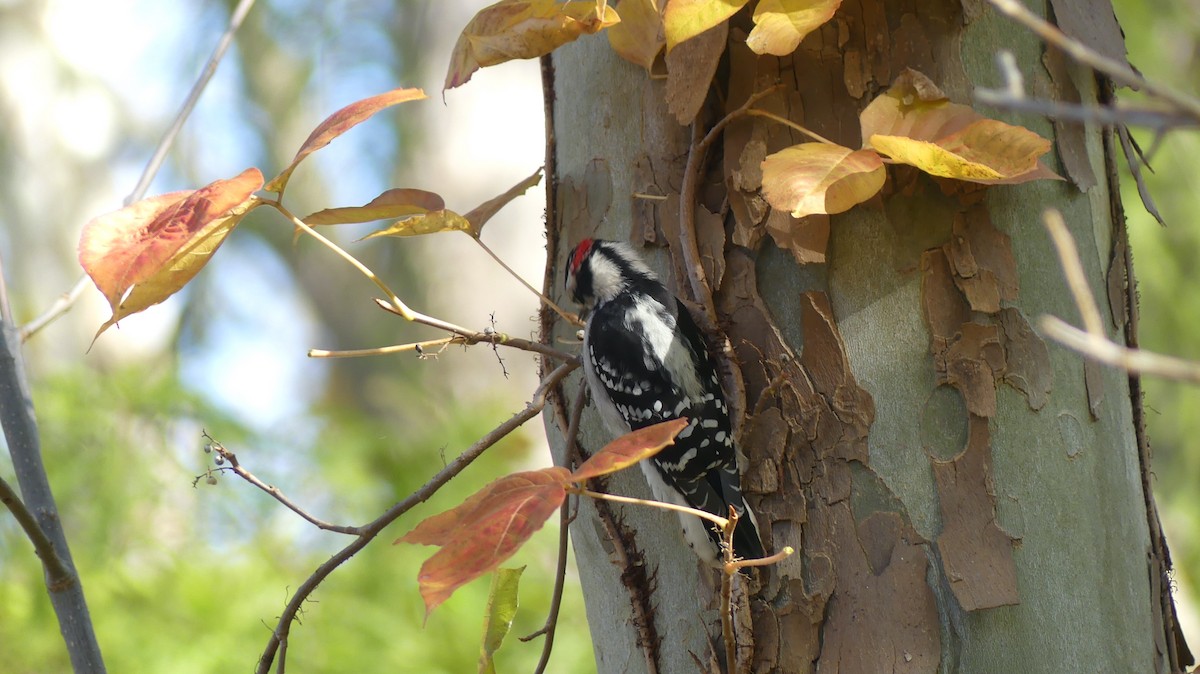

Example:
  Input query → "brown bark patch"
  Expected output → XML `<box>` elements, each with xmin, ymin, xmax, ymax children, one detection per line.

<box><xmin>931</xmin><ymin>415</ymin><xmax>1020</xmax><ymax>610</ymax></box>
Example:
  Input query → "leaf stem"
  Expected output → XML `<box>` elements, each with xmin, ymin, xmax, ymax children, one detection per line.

<box><xmin>473</xmin><ymin>237</ymin><xmax>581</xmax><ymax>326</ymax></box>
<box><xmin>745</xmin><ymin>109</ymin><xmax>840</xmax><ymax>146</ymax></box>
<box><xmin>570</xmin><ymin>487</ymin><xmax>728</xmax><ymax>529</ymax></box>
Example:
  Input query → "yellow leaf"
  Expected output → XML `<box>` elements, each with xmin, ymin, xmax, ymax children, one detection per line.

<box><xmin>869</xmin><ymin>135</ymin><xmax>1004</xmax><ymax>180</ymax></box>
<box><xmin>608</xmin><ymin>0</ymin><xmax>665</xmax><ymax>70</ymax></box>
<box><xmin>861</xmin><ymin>69</ymin><xmax>1057</xmax><ymax>184</ymax></box>
<box><xmin>746</xmin><ymin>0</ymin><xmax>841</xmax><ymax>56</ymax></box>
<box><xmin>663</xmin><ymin>0</ymin><xmax>748</xmax><ymax>51</ymax></box>
<box><xmin>360</xmin><ymin>211</ymin><xmax>472</xmax><ymax>239</ymax></box>
<box><xmin>760</xmin><ymin>143</ymin><xmax>885</xmax><ymax>218</ymax></box>
<box><xmin>445</xmin><ymin>0</ymin><xmax>620</xmax><ymax>91</ymax></box>
<box><xmin>303</xmin><ymin>189</ymin><xmax>446</xmax><ymax>225</ymax></box>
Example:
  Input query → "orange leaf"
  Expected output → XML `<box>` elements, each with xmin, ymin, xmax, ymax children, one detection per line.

<box><xmin>78</xmin><ymin>168</ymin><xmax>263</xmax><ymax>337</ymax></box>
<box><xmin>746</xmin><ymin>0</ymin><xmax>841</xmax><ymax>56</ymax></box>
<box><xmin>303</xmin><ymin>188</ymin><xmax>446</xmax><ymax>225</ymax></box>
<box><xmin>860</xmin><ymin>69</ymin><xmax>1058</xmax><ymax>184</ymax></box>
<box><xmin>607</xmin><ymin>0</ymin><xmax>665</xmax><ymax>71</ymax></box>
<box><xmin>265</xmin><ymin>88</ymin><xmax>426</xmax><ymax>194</ymax></box>
<box><xmin>445</xmin><ymin>0</ymin><xmax>620</xmax><ymax>91</ymax></box>
<box><xmin>761</xmin><ymin>143</ymin><xmax>885</xmax><ymax>218</ymax></box>
<box><xmin>663</xmin><ymin>0</ymin><xmax>748</xmax><ymax>51</ymax></box>
<box><xmin>396</xmin><ymin>468</ymin><xmax>571</xmax><ymax>616</ymax></box>
<box><xmin>570</xmin><ymin>418</ymin><xmax>688</xmax><ymax>482</ymax></box>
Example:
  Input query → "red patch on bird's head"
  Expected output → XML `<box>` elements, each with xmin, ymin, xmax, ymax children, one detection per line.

<box><xmin>570</xmin><ymin>239</ymin><xmax>595</xmax><ymax>273</ymax></box>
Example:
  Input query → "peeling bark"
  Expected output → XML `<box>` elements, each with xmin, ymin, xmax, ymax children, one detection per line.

<box><xmin>543</xmin><ymin>1</ymin><xmax>1189</xmax><ymax>672</ymax></box>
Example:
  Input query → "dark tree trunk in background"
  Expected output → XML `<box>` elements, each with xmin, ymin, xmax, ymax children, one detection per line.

<box><xmin>541</xmin><ymin>1</ymin><xmax>1191</xmax><ymax>672</ymax></box>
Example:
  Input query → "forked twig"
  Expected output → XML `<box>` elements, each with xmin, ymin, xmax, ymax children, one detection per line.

<box><xmin>200</xmin><ymin>432</ymin><xmax>359</xmax><ymax>535</ymax></box>
<box><xmin>255</xmin><ymin>360</ymin><xmax>577</xmax><ymax>674</ymax></box>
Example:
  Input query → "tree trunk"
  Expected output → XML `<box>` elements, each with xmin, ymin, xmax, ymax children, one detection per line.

<box><xmin>541</xmin><ymin>2</ymin><xmax>1191</xmax><ymax>672</ymax></box>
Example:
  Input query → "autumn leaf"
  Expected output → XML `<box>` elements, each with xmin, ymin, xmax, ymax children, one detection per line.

<box><xmin>445</xmin><ymin>0</ymin><xmax>620</xmax><ymax>91</ymax></box>
<box><xmin>360</xmin><ymin>168</ymin><xmax>542</xmax><ymax>240</ymax></box>
<box><xmin>664</xmin><ymin>0</ymin><xmax>748</xmax><ymax>51</ymax></box>
<box><xmin>265</xmin><ymin>88</ymin><xmax>426</xmax><ymax>194</ymax></box>
<box><xmin>571</xmin><ymin>418</ymin><xmax>688</xmax><ymax>481</ymax></box>
<box><xmin>396</xmin><ymin>468</ymin><xmax>570</xmax><ymax>616</ymax></box>
<box><xmin>303</xmin><ymin>188</ymin><xmax>446</xmax><ymax>225</ymax></box>
<box><xmin>860</xmin><ymin>69</ymin><xmax>1058</xmax><ymax>184</ymax></box>
<box><xmin>462</xmin><ymin>167</ymin><xmax>543</xmax><ymax>235</ymax></box>
<box><xmin>360</xmin><ymin>210</ymin><xmax>473</xmax><ymax>239</ymax></box>
<box><xmin>760</xmin><ymin>143</ymin><xmax>885</xmax><ymax>218</ymax></box>
<box><xmin>608</xmin><ymin>0</ymin><xmax>665</xmax><ymax>71</ymax></box>
<box><xmin>479</xmin><ymin>567</ymin><xmax>524</xmax><ymax>674</ymax></box>
<box><xmin>78</xmin><ymin>167</ymin><xmax>264</xmax><ymax>337</ymax></box>
<box><xmin>746</xmin><ymin>0</ymin><xmax>841</xmax><ymax>56</ymax></box>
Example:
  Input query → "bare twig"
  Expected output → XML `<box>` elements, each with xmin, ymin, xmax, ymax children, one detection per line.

<box><xmin>473</xmin><ymin>237</ymin><xmax>581</xmax><ymax>326</ymax></box>
<box><xmin>0</xmin><ymin>474</ymin><xmax>71</xmax><ymax>584</ymax></box>
<box><xmin>1040</xmin><ymin>209</ymin><xmax>1200</xmax><ymax>383</ymax></box>
<box><xmin>523</xmin><ymin>380</ymin><xmax>588</xmax><ymax>673</ymax></box>
<box><xmin>720</xmin><ymin>509</ymin><xmax>739</xmax><ymax>674</ymax></box>
<box><xmin>310</xmin><ymin>328</ymin><xmax>574</xmax><ymax>363</ymax></box>
<box><xmin>201</xmin><ymin>432</ymin><xmax>359</xmax><ymax>535</ymax></box>
<box><xmin>572</xmin><ymin>487</ymin><xmax>729</xmax><ymax>529</ymax></box>
<box><xmin>1043</xmin><ymin>210</ymin><xmax>1104</xmax><ymax>336</ymax></box>
<box><xmin>726</xmin><ymin>546</ymin><xmax>794</xmax><ymax>571</ymax></box>
<box><xmin>19</xmin><ymin>0</ymin><xmax>259</xmax><ymax>343</ymax></box>
<box><xmin>986</xmin><ymin>0</ymin><xmax>1200</xmax><ymax>122</ymax></box>
<box><xmin>973</xmin><ymin>90</ymin><xmax>1198</xmax><ymax>131</ymax></box>
<box><xmin>1040</xmin><ymin>317</ymin><xmax>1200</xmax><ymax>384</ymax></box>
<box><xmin>255</xmin><ymin>360</ymin><xmax>577</xmax><ymax>674</ymax></box>
<box><xmin>745</xmin><ymin>109</ymin><xmax>838</xmax><ymax>146</ymax></box>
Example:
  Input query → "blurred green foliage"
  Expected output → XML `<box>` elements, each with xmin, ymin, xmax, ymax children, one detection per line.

<box><xmin>0</xmin><ymin>363</ymin><xmax>595</xmax><ymax>672</ymax></box>
<box><xmin>0</xmin><ymin>0</ymin><xmax>594</xmax><ymax>671</ymax></box>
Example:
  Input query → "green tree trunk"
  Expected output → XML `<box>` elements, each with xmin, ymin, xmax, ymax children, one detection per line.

<box><xmin>542</xmin><ymin>1</ymin><xmax>1190</xmax><ymax>672</ymax></box>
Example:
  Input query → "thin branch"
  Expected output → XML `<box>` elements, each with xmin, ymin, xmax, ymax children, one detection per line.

<box><xmin>726</xmin><ymin>546</ymin><xmax>794</xmax><ymax>571</ymax></box>
<box><xmin>678</xmin><ymin>85</ymin><xmax>783</xmax><ymax>322</ymax></box>
<box><xmin>973</xmin><ymin>90</ymin><xmax>1198</xmax><ymax>131</ymax></box>
<box><xmin>201</xmin><ymin>432</ymin><xmax>359</xmax><ymax>535</ymax></box>
<box><xmin>473</xmin><ymin>237</ymin><xmax>581</xmax><ymax>326</ymax></box>
<box><xmin>272</xmin><ymin>202</ymin><xmax>417</xmax><ymax>320</ymax></box>
<box><xmin>720</xmin><ymin>509</ymin><xmax>738</xmax><ymax>674</ymax></box>
<box><xmin>0</xmin><ymin>474</ymin><xmax>71</xmax><ymax>583</ymax></box>
<box><xmin>19</xmin><ymin>0</ymin><xmax>259</xmax><ymax>343</ymax></box>
<box><xmin>522</xmin><ymin>499</ymin><xmax>571</xmax><ymax>674</ymax></box>
<box><xmin>986</xmin><ymin>0</ymin><xmax>1200</xmax><ymax>122</ymax></box>
<box><xmin>312</xmin><ymin>306</ymin><xmax>575</xmax><ymax>363</ymax></box>
<box><xmin>1040</xmin><ymin>209</ymin><xmax>1200</xmax><ymax>383</ymax></box>
<box><xmin>1043</xmin><ymin>209</ymin><xmax>1104</xmax><ymax>336</ymax></box>
<box><xmin>255</xmin><ymin>360</ymin><xmax>577</xmax><ymax>674</ymax></box>
<box><xmin>18</xmin><ymin>279</ymin><xmax>90</xmax><ymax>343</ymax></box>
<box><xmin>0</xmin><ymin>256</ymin><xmax>104</xmax><ymax>672</ymax></box>
<box><xmin>745</xmin><ymin>109</ymin><xmax>839</xmax><ymax>146</ymax></box>
<box><xmin>571</xmin><ymin>487</ymin><xmax>729</xmax><ymax>529</ymax></box>
<box><xmin>1039</xmin><ymin>317</ymin><xmax>1200</xmax><ymax>384</ymax></box>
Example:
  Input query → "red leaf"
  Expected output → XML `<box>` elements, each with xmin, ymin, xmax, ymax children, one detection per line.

<box><xmin>570</xmin><ymin>418</ymin><xmax>688</xmax><ymax>482</ymax></box>
<box><xmin>78</xmin><ymin>168</ymin><xmax>263</xmax><ymax>336</ymax></box>
<box><xmin>265</xmin><ymin>88</ymin><xmax>426</xmax><ymax>194</ymax></box>
<box><xmin>396</xmin><ymin>468</ymin><xmax>570</xmax><ymax>616</ymax></box>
